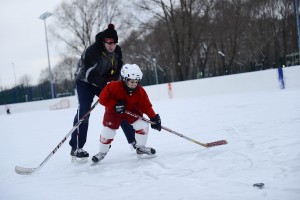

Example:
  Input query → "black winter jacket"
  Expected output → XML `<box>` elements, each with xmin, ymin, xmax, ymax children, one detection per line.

<box><xmin>75</xmin><ymin>41</ymin><xmax>123</xmax><ymax>89</ymax></box>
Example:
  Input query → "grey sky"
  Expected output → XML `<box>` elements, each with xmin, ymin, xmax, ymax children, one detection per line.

<box><xmin>0</xmin><ymin>0</ymin><xmax>63</xmax><ymax>89</ymax></box>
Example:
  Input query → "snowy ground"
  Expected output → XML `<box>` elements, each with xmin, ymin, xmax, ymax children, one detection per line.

<box><xmin>1</xmin><ymin>70</ymin><xmax>300</xmax><ymax>200</ymax></box>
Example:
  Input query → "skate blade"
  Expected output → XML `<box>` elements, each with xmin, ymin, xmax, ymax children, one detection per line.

<box><xmin>137</xmin><ymin>154</ymin><xmax>157</xmax><ymax>159</ymax></box>
<box><xmin>90</xmin><ymin>162</ymin><xmax>99</xmax><ymax>166</ymax></box>
<box><xmin>90</xmin><ymin>160</ymin><xmax>103</xmax><ymax>166</ymax></box>
<box><xmin>71</xmin><ymin>156</ymin><xmax>88</xmax><ymax>163</ymax></box>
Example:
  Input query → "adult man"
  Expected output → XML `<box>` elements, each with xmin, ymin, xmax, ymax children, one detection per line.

<box><xmin>69</xmin><ymin>24</ymin><xmax>135</xmax><ymax>162</ymax></box>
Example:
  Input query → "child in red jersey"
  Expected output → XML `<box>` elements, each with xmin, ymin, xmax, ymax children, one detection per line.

<box><xmin>92</xmin><ymin>64</ymin><xmax>161</xmax><ymax>164</ymax></box>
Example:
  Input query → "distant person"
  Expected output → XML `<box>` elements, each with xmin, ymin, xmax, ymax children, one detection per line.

<box><xmin>70</xmin><ymin>24</ymin><xmax>136</xmax><ymax>162</ymax></box>
<box><xmin>91</xmin><ymin>64</ymin><xmax>162</xmax><ymax>164</ymax></box>
<box><xmin>4</xmin><ymin>104</ymin><xmax>11</xmax><ymax>115</ymax></box>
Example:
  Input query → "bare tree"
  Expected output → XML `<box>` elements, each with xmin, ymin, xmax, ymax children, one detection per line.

<box><xmin>46</xmin><ymin>0</ymin><xmax>298</xmax><ymax>86</ymax></box>
<box><xmin>129</xmin><ymin>0</ymin><xmax>214</xmax><ymax>81</ymax></box>
<box><xmin>53</xmin><ymin>56</ymin><xmax>77</xmax><ymax>83</ymax></box>
<box><xmin>209</xmin><ymin>0</ymin><xmax>253</xmax><ymax>75</ymax></box>
<box><xmin>19</xmin><ymin>74</ymin><xmax>33</xmax><ymax>87</ymax></box>
<box><xmin>272</xmin><ymin>0</ymin><xmax>294</xmax><ymax>65</ymax></box>
<box><xmin>46</xmin><ymin>0</ymin><xmax>125</xmax><ymax>90</ymax></box>
<box><xmin>50</xmin><ymin>0</ymin><xmax>122</xmax><ymax>57</ymax></box>
<box><xmin>243</xmin><ymin>0</ymin><xmax>295</xmax><ymax>69</ymax></box>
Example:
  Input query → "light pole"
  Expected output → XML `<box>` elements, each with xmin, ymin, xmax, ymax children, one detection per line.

<box><xmin>39</xmin><ymin>12</ymin><xmax>55</xmax><ymax>99</ymax></box>
<box><xmin>218</xmin><ymin>51</ymin><xmax>227</xmax><ymax>75</ymax></box>
<box><xmin>152</xmin><ymin>58</ymin><xmax>159</xmax><ymax>85</ymax></box>
<box><xmin>294</xmin><ymin>0</ymin><xmax>300</xmax><ymax>61</ymax></box>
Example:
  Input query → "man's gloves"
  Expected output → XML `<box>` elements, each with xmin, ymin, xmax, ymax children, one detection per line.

<box><xmin>114</xmin><ymin>101</ymin><xmax>125</xmax><ymax>114</ymax></box>
<box><xmin>150</xmin><ymin>114</ymin><xmax>161</xmax><ymax>131</ymax></box>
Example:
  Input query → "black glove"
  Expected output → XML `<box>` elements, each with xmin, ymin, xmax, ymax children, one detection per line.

<box><xmin>114</xmin><ymin>101</ymin><xmax>125</xmax><ymax>114</ymax></box>
<box><xmin>150</xmin><ymin>114</ymin><xmax>161</xmax><ymax>131</ymax></box>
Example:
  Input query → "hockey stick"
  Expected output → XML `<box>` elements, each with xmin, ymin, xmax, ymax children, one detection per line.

<box><xmin>125</xmin><ymin>110</ymin><xmax>227</xmax><ymax>148</ymax></box>
<box><xmin>15</xmin><ymin>101</ymin><xmax>99</xmax><ymax>175</ymax></box>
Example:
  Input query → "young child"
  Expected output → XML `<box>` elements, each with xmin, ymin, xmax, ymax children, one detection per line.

<box><xmin>92</xmin><ymin>64</ymin><xmax>161</xmax><ymax>164</ymax></box>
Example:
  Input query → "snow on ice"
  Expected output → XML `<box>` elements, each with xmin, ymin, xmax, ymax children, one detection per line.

<box><xmin>1</xmin><ymin>66</ymin><xmax>300</xmax><ymax>200</ymax></box>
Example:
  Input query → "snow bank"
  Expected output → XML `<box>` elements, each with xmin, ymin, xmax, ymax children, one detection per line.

<box><xmin>2</xmin><ymin>65</ymin><xmax>300</xmax><ymax>115</ymax></box>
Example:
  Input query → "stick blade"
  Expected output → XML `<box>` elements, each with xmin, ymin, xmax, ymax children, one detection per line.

<box><xmin>206</xmin><ymin>140</ymin><xmax>228</xmax><ymax>148</ymax></box>
<box><xmin>15</xmin><ymin>166</ymin><xmax>39</xmax><ymax>175</ymax></box>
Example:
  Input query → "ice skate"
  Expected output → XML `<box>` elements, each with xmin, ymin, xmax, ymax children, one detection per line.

<box><xmin>91</xmin><ymin>152</ymin><xmax>107</xmax><ymax>165</ymax></box>
<box><xmin>136</xmin><ymin>145</ymin><xmax>156</xmax><ymax>159</ymax></box>
<box><xmin>130</xmin><ymin>140</ymin><xmax>137</xmax><ymax>151</ymax></box>
<box><xmin>71</xmin><ymin>148</ymin><xmax>89</xmax><ymax>163</ymax></box>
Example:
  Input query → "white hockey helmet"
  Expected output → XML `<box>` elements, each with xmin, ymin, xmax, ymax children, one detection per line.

<box><xmin>121</xmin><ymin>64</ymin><xmax>143</xmax><ymax>82</ymax></box>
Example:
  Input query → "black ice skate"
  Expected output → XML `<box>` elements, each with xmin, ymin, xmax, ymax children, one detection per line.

<box><xmin>71</xmin><ymin>148</ymin><xmax>89</xmax><ymax>163</ymax></box>
<box><xmin>91</xmin><ymin>152</ymin><xmax>107</xmax><ymax>165</ymax></box>
<box><xmin>136</xmin><ymin>146</ymin><xmax>156</xmax><ymax>158</ymax></box>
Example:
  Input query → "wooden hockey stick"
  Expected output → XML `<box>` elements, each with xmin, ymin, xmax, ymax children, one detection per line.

<box><xmin>125</xmin><ymin>110</ymin><xmax>227</xmax><ymax>148</ymax></box>
<box><xmin>15</xmin><ymin>101</ymin><xmax>99</xmax><ymax>175</ymax></box>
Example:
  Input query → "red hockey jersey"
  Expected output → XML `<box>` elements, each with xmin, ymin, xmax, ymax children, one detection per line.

<box><xmin>99</xmin><ymin>81</ymin><xmax>156</xmax><ymax>119</ymax></box>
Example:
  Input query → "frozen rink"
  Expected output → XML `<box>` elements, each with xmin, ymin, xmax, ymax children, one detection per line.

<box><xmin>1</xmin><ymin>66</ymin><xmax>300</xmax><ymax>200</ymax></box>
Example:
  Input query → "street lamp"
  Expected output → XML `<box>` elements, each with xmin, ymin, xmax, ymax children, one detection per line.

<box><xmin>152</xmin><ymin>58</ymin><xmax>159</xmax><ymax>85</ymax></box>
<box><xmin>218</xmin><ymin>51</ymin><xmax>227</xmax><ymax>75</ymax></box>
<box><xmin>132</xmin><ymin>54</ymin><xmax>160</xmax><ymax>85</ymax></box>
<box><xmin>294</xmin><ymin>0</ymin><xmax>300</xmax><ymax>61</ymax></box>
<box><xmin>39</xmin><ymin>12</ymin><xmax>54</xmax><ymax>99</ymax></box>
